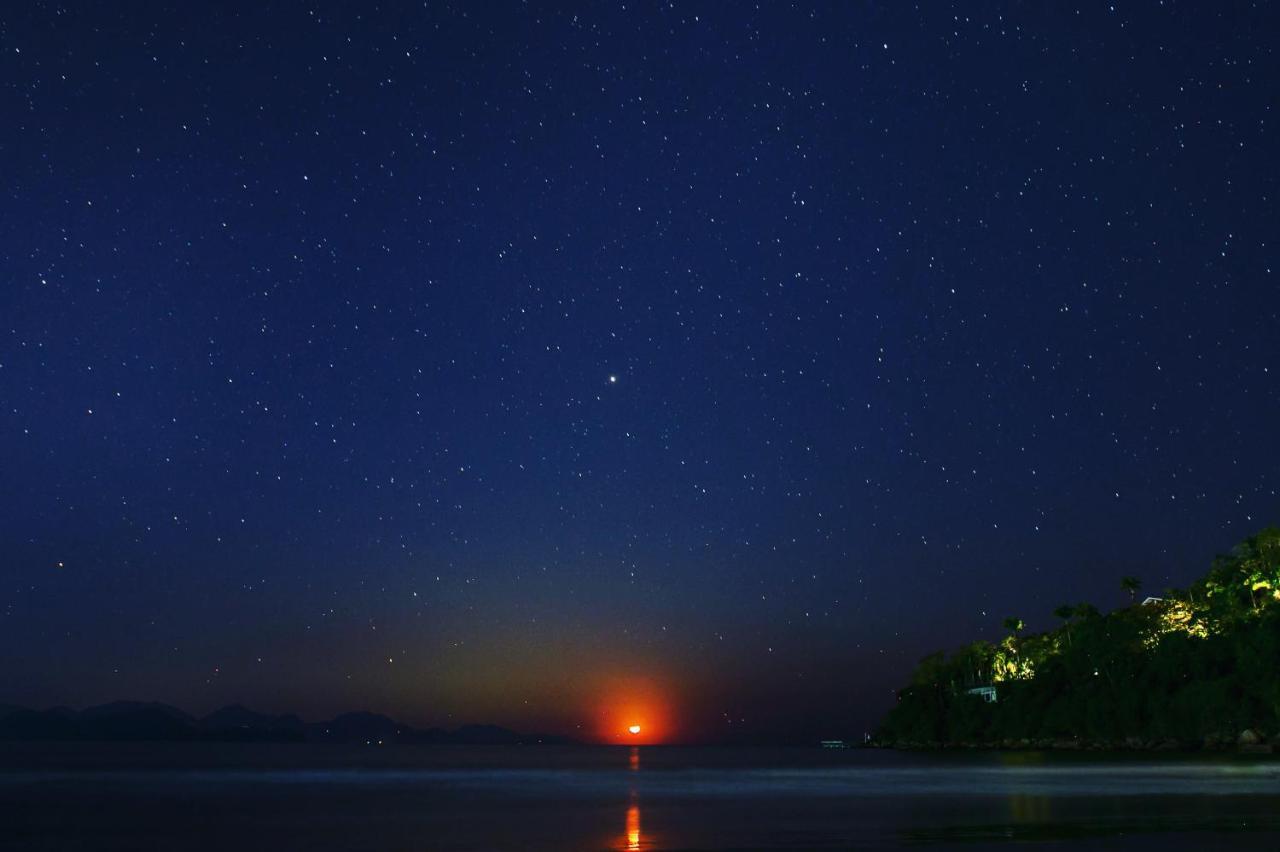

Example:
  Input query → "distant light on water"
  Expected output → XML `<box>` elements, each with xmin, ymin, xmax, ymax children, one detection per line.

<box><xmin>626</xmin><ymin>802</ymin><xmax>640</xmax><ymax>850</ymax></box>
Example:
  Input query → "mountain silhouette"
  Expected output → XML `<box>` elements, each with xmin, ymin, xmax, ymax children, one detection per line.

<box><xmin>312</xmin><ymin>711</ymin><xmax>404</xmax><ymax>743</ymax></box>
<box><xmin>200</xmin><ymin>704</ymin><xmax>307</xmax><ymax>741</ymax></box>
<box><xmin>0</xmin><ymin>701</ymin><xmax>573</xmax><ymax>745</ymax></box>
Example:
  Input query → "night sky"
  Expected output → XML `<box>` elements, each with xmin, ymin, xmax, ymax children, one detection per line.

<box><xmin>2</xmin><ymin>2</ymin><xmax>1278</xmax><ymax>743</ymax></box>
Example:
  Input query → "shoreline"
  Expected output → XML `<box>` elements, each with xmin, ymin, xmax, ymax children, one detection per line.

<box><xmin>869</xmin><ymin>733</ymin><xmax>1277</xmax><ymax>754</ymax></box>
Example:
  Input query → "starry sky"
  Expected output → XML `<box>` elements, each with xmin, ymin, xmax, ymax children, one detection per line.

<box><xmin>2</xmin><ymin>2</ymin><xmax>1278</xmax><ymax>743</ymax></box>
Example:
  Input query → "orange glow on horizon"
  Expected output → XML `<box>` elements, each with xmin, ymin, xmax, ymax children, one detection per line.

<box><xmin>595</xmin><ymin>676</ymin><xmax>674</xmax><ymax>744</ymax></box>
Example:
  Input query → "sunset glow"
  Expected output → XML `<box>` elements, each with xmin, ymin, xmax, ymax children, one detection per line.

<box><xmin>595</xmin><ymin>676</ymin><xmax>674</xmax><ymax>744</ymax></box>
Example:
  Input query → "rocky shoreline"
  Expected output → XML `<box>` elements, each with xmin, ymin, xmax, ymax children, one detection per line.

<box><xmin>872</xmin><ymin>728</ymin><xmax>1278</xmax><ymax>754</ymax></box>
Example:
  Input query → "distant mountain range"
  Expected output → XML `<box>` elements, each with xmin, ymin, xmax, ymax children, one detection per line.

<box><xmin>0</xmin><ymin>701</ymin><xmax>575</xmax><ymax>745</ymax></box>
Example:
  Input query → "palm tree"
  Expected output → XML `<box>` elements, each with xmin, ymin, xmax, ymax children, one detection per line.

<box><xmin>1120</xmin><ymin>576</ymin><xmax>1142</xmax><ymax>603</ymax></box>
<box><xmin>1053</xmin><ymin>604</ymin><xmax>1076</xmax><ymax>646</ymax></box>
<box><xmin>1002</xmin><ymin>616</ymin><xmax>1025</xmax><ymax>660</ymax></box>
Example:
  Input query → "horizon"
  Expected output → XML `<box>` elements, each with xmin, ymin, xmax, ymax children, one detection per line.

<box><xmin>2</xmin><ymin>2</ymin><xmax>1278</xmax><ymax>747</ymax></box>
<box><xmin>4</xmin><ymin>525</ymin><xmax>1269</xmax><ymax>746</ymax></box>
<box><xmin>0</xmin><ymin>696</ymin><xmax>833</xmax><ymax>746</ymax></box>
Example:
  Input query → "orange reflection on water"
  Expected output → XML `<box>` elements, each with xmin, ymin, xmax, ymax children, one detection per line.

<box><xmin>625</xmin><ymin>802</ymin><xmax>641</xmax><ymax>850</ymax></box>
<box><xmin>612</xmin><ymin>747</ymin><xmax>644</xmax><ymax>850</ymax></box>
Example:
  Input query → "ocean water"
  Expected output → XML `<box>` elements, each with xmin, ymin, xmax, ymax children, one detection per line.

<box><xmin>1</xmin><ymin>744</ymin><xmax>1279</xmax><ymax>850</ymax></box>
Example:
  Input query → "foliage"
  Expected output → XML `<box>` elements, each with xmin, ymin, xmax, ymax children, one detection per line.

<box><xmin>1121</xmin><ymin>575</ymin><xmax>1142</xmax><ymax>601</ymax></box>
<box><xmin>879</xmin><ymin>528</ymin><xmax>1280</xmax><ymax>746</ymax></box>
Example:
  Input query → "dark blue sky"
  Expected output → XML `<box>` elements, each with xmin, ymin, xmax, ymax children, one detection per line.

<box><xmin>2</xmin><ymin>2</ymin><xmax>1277</xmax><ymax>742</ymax></box>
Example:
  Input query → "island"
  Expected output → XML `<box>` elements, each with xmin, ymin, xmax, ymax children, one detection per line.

<box><xmin>876</xmin><ymin>527</ymin><xmax>1280</xmax><ymax>752</ymax></box>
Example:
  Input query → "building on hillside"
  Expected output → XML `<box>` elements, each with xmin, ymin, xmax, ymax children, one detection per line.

<box><xmin>966</xmin><ymin>685</ymin><xmax>998</xmax><ymax>703</ymax></box>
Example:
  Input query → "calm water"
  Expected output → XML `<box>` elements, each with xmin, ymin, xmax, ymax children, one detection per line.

<box><xmin>1</xmin><ymin>743</ymin><xmax>1279</xmax><ymax>850</ymax></box>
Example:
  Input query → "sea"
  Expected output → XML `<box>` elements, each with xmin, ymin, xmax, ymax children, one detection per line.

<box><xmin>1</xmin><ymin>743</ymin><xmax>1279</xmax><ymax>850</ymax></box>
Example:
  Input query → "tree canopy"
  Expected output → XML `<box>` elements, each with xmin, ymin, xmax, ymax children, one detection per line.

<box><xmin>878</xmin><ymin>527</ymin><xmax>1280</xmax><ymax>748</ymax></box>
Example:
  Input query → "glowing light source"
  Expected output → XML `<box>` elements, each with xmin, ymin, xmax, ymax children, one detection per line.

<box><xmin>595</xmin><ymin>675</ymin><xmax>673</xmax><ymax>743</ymax></box>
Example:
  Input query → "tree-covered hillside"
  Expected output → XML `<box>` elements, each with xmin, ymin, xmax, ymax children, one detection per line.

<box><xmin>878</xmin><ymin>528</ymin><xmax>1280</xmax><ymax>749</ymax></box>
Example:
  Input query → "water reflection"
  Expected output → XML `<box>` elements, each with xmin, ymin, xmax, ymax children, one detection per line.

<box><xmin>1007</xmin><ymin>793</ymin><xmax>1052</xmax><ymax>824</ymax></box>
<box><xmin>618</xmin><ymin>746</ymin><xmax>642</xmax><ymax>850</ymax></box>
<box><xmin>625</xmin><ymin>800</ymin><xmax>641</xmax><ymax>850</ymax></box>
